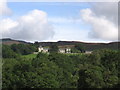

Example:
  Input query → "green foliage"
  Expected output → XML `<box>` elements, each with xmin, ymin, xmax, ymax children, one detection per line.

<box><xmin>49</xmin><ymin>44</ymin><xmax>58</xmax><ymax>53</ymax></box>
<box><xmin>78</xmin><ymin>64</ymin><xmax>105</xmax><ymax>88</ymax></box>
<box><xmin>31</xmin><ymin>57</ymin><xmax>61</xmax><ymax>88</ymax></box>
<box><xmin>49</xmin><ymin>53</ymin><xmax>75</xmax><ymax>73</ymax></box>
<box><xmin>71</xmin><ymin>47</ymin><xmax>81</xmax><ymax>53</ymax></box>
<box><xmin>74</xmin><ymin>44</ymin><xmax>85</xmax><ymax>53</ymax></box>
<box><xmin>34</xmin><ymin>41</ymin><xmax>39</xmax><ymax>48</ymax></box>
<box><xmin>22</xmin><ymin>54</ymin><xmax>37</xmax><ymax>59</ymax></box>
<box><xmin>2</xmin><ymin>45</ymin><xmax>19</xmax><ymax>58</ymax></box>
<box><xmin>11</xmin><ymin>44</ymin><xmax>37</xmax><ymax>55</ymax></box>
<box><xmin>48</xmin><ymin>53</ymin><xmax>79</xmax><ymax>88</ymax></box>
<box><xmin>77</xmin><ymin>49</ymin><xmax>119</xmax><ymax>88</ymax></box>
<box><xmin>2</xmin><ymin>44</ymin><xmax>119</xmax><ymax>88</ymax></box>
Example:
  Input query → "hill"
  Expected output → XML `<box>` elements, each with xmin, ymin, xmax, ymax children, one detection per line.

<box><xmin>36</xmin><ymin>41</ymin><xmax>119</xmax><ymax>51</ymax></box>
<box><xmin>1</xmin><ymin>38</ymin><xmax>119</xmax><ymax>51</ymax></box>
<box><xmin>0</xmin><ymin>38</ymin><xmax>31</xmax><ymax>45</ymax></box>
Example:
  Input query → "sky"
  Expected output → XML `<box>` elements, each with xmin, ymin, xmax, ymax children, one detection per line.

<box><xmin>0</xmin><ymin>0</ymin><xmax>118</xmax><ymax>43</ymax></box>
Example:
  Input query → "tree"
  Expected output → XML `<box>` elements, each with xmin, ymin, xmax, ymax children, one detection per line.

<box><xmin>2</xmin><ymin>46</ymin><xmax>119</xmax><ymax>89</ymax></box>
<box><xmin>74</xmin><ymin>44</ymin><xmax>85</xmax><ymax>53</ymax></box>
<box><xmin>49</xmin><ymin>44</ymin><xmax>58</xmax><ymax>53</ymax></box>
<box><xmin>11</xmin><ymin>44</ymin><xmax>37</xmax><ymax>55</ymax></box>
<box><xmin>77</xmin><ymin>49</ymin><xmax>119</xmax><ymax>88</ymax></box>
<box><xmin>78</xmin><ymin>64</ymin><xmax>105</xmax><ymax>88</ymax></box>
<box><xmin>71</xmin><ymin>47</ymin><xmax>81</xmax><ymax>53</ymax></box>
<box><xmin>2</xmin><ymin>45</ymin><xmax>19</xmax><ymax>58</ymax></box>
<box><xmin>48</xmin><ymin>53</ymin><xmax>78</xmax><ymax>88</ymax></box>
<box><xmin>34</xmin><ymin>41</ymin><xmax>39</xmax><ymax>50</ymax></box>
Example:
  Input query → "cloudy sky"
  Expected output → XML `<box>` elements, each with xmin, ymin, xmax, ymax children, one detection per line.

<box><xmin>0</xmin><ymin>0</ymin><xmax>118</xmax><ymax>43</ymax></box>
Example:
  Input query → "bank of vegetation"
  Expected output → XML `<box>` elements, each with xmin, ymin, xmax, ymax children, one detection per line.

<box><xmin>2</xmin><ymin>44</ymin><xmax>120</xmax><ymax>88</ymax></box>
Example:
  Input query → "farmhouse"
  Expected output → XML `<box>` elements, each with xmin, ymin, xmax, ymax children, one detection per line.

<box><xmin>85</xmin><ymin>51</ymin><xmax>92</xmax><ymax>54</ymax></box>
<box><xmin>38</xmin><ymin>45</ymin><xmax>74</xmax><ymax>53</ymax></box>
<box><xmin>38</xmin><ymin>46</ymin><xmax>49</xmax><ymax>53</ymax></box>
<box><xmin>58</xmin><ymin>45</ymin><xmax>74</xmax><ymax>53</ymax></box>
<box><xmin>38</xmin><ymin>45</ymin><xmax>93</xmax><ymax>54</ymax></box>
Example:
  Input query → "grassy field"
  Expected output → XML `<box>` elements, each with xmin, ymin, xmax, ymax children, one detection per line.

<box><xmin>22</xmin><ymin>52</ymin><xmax>85</xmax><ymax>59</ymax></box>
<box><xmin>22</xmin><ymin>54</ymin><xmax>37</xmax><ymax>59</ymax></box>
<box><xmin>61</xmin><ymin>53</ymin><xmax>84</xmax><ymax>56</ymax></box>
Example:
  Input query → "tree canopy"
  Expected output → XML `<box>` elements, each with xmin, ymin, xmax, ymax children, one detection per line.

<box><xmin>2</xmin><ymin>44</ymin><xmax>119</xmax><ymax>89</ymax></box>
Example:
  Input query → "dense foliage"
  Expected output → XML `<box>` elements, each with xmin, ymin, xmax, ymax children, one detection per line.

<box><xmin>74</xmin><ymin>44</ymin><xmax>85</xmax><ymax>53</ymax></box>
<box><xmin>11</xmin><ymin>44</ymin><xmax>37</xmax><ymax>55</ymax></box>
<box><xmin>2</xmin><ymin>45</ymin><xmax>19</xmax><ymax>58</ymax></box>
<box><xmin>2</xmin><ymin>44</ymin><xmax>37</xmax><ymax>58</ymax></box>
<box><xmin>71</xmin><ymin>44</ymin><xmax>85</xmax><ymax>53</ymax></box>
<box><xmin>2</xmin><ymin>44</ymin><xmax>120</xmax><ymax>88</ymax></box>
<box><xmin>49</xmin><ymin>44</ymin><xmax>59</xmax><ymax>53</ymax></box>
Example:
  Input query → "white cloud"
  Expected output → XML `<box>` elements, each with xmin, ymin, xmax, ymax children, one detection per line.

<box><xmin>80</xmin><ymin>2</ymin><xmax>118</xmax><ymax>41</ymax></box>
<box><xmin>0</xmin><ymin>9</ymin><xmax>54</xmax><ymax>41</ymax></box>
<box><xmin>0</xmin><ymin>0</ymin><xmax>12</xmax><ymax>16</ymax></box>
<box><xmin>0</xmin><ymin>18</ymin><xmax>18</xmax><ymax>35</ymax></box>
<box><xmin>91</xmin><ymin>2</ymin><xmax>118</xmax><ymax>26</ymax></box>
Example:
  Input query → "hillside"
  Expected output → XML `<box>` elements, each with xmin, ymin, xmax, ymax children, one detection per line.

<box><xmin>1</xmin><ymin>38</ymin><xmax>119</xmax><ymax>51</ymax></box>
<box><xmin>37</xmin><ymin>41</ymin><xmax>119</xmax><ymax>51</ymax></box>
<box><xmin>0</xmin><ymin>38</ymin><xmax>30</xmax><ymax>45</ymax></box>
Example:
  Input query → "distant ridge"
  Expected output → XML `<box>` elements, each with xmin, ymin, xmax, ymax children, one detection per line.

<box><xmin>1</xmin><ymin>38</ymin><xmax>119</xmax><ymax>51</ymax></box>
<box><xmin>0</xmin><ymin>38</ymin><xmax>31</xmax><ymax>45</ymax></box>
<box><xmin>38</xmin><ymin>41</ymin><xmax>119</xmax><ymax>51</ymax></box>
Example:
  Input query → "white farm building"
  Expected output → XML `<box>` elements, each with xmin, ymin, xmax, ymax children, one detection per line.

<box><xmin>38</xmin><ymin>45</ymin><xmax>74</xmax><ymax>53</ymax></box>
